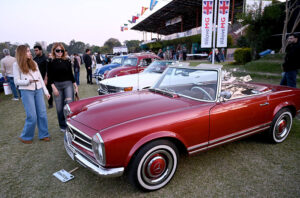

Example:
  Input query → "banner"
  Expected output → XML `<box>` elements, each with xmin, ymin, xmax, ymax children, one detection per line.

<box><xmin>141</xmin><ymin>7</ymin><xmax>148</xmax><ymax>15</ymax></box>
<box><xmin>217</xmin><ymin>0</ymin><xmax>230</xmax><ymax>47</ymax></box>
<box><xmin>201</xmin><ymin>0</ymin><xmax>214</xmax><ymax>48</ymax></box>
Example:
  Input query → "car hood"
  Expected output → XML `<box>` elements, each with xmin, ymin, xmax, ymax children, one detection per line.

<box><xmin>72</xmin><ymin>91</ymin><xmax>194</xmax><ymax>132</ymax></box>
<box><xmin>99</xmin><ymin>63</ymin><xmax>121</xmax><ymax>73</ymax></box>
<box><xmin>100</xmin><ymin>73</ymin><xmax>161</xmax><ymax>90</ymax></box>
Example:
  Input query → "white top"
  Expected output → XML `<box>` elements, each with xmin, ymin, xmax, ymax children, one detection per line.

<box><xmin>13</xmin><ymin>62</ymin><xmax>49</xmax><ymax>95</ymax></box>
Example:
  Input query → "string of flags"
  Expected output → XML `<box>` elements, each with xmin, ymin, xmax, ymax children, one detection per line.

<box><xmin>120</xmin><ymin>0</ymin><xmax>158</xmax><ymax>32</ymax></box>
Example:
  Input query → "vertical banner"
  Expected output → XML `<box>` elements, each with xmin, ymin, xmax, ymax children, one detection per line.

<box><xmin>217</xmin><ymin>0</ymin><xmax>230</xmax><ymax>47</ymax></box>
<box><xmin>201</xmin><ymin>0</ymin><xmax>214</xmax><ymax>48</ymax></box>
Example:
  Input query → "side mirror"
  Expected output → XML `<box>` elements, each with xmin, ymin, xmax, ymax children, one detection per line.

<box><xmin>220</xmin><ymin>91</ymin><xmax>232</xmax><ymax>101</ymax></box>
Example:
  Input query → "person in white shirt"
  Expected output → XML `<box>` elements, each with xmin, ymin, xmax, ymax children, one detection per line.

<box><xmin>13</xmin><ymin>45</ymin><xmax>50</xmax><ymax>144</ymax></box>
<box><xmin>0</xmin><ymin>49</ymin><xmax>19</xmax><ymax>100</ymax></box>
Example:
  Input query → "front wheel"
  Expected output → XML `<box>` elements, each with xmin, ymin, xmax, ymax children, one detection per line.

<box><xmin>267</xmin><ymin>108</ymin><xmax>293</xmax><ymax>143</ymax></box>
<box><xmin>128</xmin><ymin>140</ymin><xmax>178</xmax><ymax>191</ymax></box>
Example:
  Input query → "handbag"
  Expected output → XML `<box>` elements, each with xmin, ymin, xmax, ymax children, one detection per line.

<box><xmin>3</xmin><ymin>83</ymin><xmax>12</xmax><ymax>95</ymax></box>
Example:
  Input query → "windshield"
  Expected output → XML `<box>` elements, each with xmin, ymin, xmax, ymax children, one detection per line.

<box><xmin>123</xmin><ymin>58</ymin><xmax>138</xmax><ymax>66</ymax></box>
<box><xmin>111</xmin><ymin>57</ymin><xmax>123</xmax><ymax>64</ymax></box>
<box><xmin>152</xmin><ymin>67</ymin><xmax>218</xmax><ymax>101</ymax></box>
<box><xmin>143</xmin><ymin>61</ymin><xmax>173</xmax><ymax>74</ymax></box>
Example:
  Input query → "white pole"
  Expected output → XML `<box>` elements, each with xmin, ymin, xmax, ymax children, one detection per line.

<box><xmin>212</xmin><ymin>0</ymin><xmax>218</xmax><ymax>64</ymax></box>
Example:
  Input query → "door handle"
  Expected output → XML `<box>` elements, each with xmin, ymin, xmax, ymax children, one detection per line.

<box><xmin>260</xmin><ymin>102</ymin><xmax>269</xmax><ymax>106</ymax></box>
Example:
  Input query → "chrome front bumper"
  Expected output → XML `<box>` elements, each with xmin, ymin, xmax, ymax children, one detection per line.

<box><xmin>64</xmin><ymin>134</ymin><xmax>124</xmax><ymax>178</ymax></box>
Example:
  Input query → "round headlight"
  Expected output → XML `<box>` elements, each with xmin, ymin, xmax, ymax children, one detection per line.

<box><xmin>92</xmin><ymin>133</ymin><xmax>106</xmax><ymax>166</ymax></box>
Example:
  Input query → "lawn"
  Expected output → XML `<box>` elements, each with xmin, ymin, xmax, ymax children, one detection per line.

<box><xmin>0</xmin><ymin>65</ymin><xmax>299</xmax><ymax>197</ymax></box>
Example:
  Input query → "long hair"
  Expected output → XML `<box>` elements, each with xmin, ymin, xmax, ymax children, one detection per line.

<box><xmin>15</xmin><ymin>45</ymin><xmax>37</xmax><ymax>74</ymax></box>
<box><xmin>51</xmin><ymin>43</ymin><xmax>67</xmax><ymax>60</ymax></box>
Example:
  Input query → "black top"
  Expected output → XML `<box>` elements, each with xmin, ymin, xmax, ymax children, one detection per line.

<box><xmin>34</xmin><ymin>54</ymin><xmax>48</xmax><ymax>79</ymax></box>
<box><xmin>83</xmin><ymin>53</ymin><xmax>92</xmax><ymax>68</ymax></box>
<box><xmin>47</xmin><ymin>58</ymin><xmax>75</xmax><ymax>85</ymax></box>
<box><xmin>283</xmin><ymin>42</ymin><xmax>300</xmax><ymax>72</ymax></box>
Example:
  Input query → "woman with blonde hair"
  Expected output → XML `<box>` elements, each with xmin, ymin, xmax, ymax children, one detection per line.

<box><xmin>13</xmin><ymin>45</ymin><xmax>50</xmax><ymax>144</ymax></box>
<box><xmin>47</xmin><ymin>43</ymin><xmax>78</xmax><ymax>132</ymax></box>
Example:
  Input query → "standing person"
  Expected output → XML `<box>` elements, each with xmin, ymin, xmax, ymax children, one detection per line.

<box><xmin>33</xmin><ymin>45</ymin><xmax>53</xmax><ymax>108</ymax></box>
<box><xmin>281</xmin><ymin>34</ymin><xmax>300</xmax><ymax>88</ymax></box>
<box><xmin>13</xmin><ymin>45</ymin><xmax>50</xmax><ymax>143</ymax></box>
<box><xmin>0</xmin><ymin>49</ymin><xmax>19</xmax><ymax>100</ymax></box>
<box><xmin>157</xmin><ymin>49</ymin><xmax>164</xmax><ymax>59</ymax></box>
<box><xmin>183</xmin><ymin>46</ymin><xmax>187</xmax><ymax>61</ymax></box>
<box><xmin>83</xmin><ymin>49</ymin><xmax>93</xmax><ymax>84</ymax></box>
<box><xmin>73</xmin><ymin>53</ymin><xmax>80</xmax><ymax>85</ymax></box>
<box><xmin>47</xmin><ymin>43</ymin><xmax>78</xmax><ymax>132</ymax></box>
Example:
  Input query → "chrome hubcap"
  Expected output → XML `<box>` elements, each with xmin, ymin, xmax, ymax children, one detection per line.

<box><xmin>274</xmin><ymin>113</ymin><xmax>291</xmax><ymax>140</ymax></box>
<box><xmin>141</xmin><ymin>150</ymin><xmax>173</xmax><ymax>185</ymax></box>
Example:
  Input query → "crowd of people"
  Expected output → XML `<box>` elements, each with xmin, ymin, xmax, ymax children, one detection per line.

<box><xmin>157</xmin><ymin>44</ymin><xmax>188</xmax><ymax>61</ymax></box>
<box><xmin>0</xmin><ymin>43</ymin><xmax>109</xmax><ymax>144</ymax></box>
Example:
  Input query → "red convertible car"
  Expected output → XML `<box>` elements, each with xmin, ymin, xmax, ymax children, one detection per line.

<box><xmin>63</xmin><ymin>64</ymin><xmax>300</xmax><ymax>191</ymax></box>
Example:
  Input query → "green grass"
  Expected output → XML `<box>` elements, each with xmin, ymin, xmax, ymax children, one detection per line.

<box><xmin>0</xmin><ymin>67</ymin><xmax>299</xmax><ymax>197</ymax></box>
<box><xmin>244</xmin><ymin>61</ymin><xmax>282</xmax><ymax>73</ymax></box>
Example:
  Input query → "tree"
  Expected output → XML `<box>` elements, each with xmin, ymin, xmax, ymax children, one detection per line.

<box><xmin>124</xmin><ymin>40</ymin><xmax>142</xmax><ymax>53</ymax></box>
<box><xmin>0</xmin><ymin>42</ymin><xmax>18</xmax><ymax>58</ymax></box>
<box><xmin>281</xmin><ymin>0</ymin><xmax>300</xmax><ymax>53</ymax></box>
<box><xmin>103</xmin><ymin>38</ymin><xmax>121</xmax><ymax>53</ymax></box>
<box><xmin>68</xmin><ymin>40</ymin><xmax>86</xmax><ymax>54</ymax></box>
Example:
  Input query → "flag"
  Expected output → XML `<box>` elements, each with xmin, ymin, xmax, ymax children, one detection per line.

<box><xmin>217</xmin><ymin>0</ymin><xmax>230</xmax><ymax>47</ymax></box>
<box><xmin>137</xmin><ymin>13</ymin><xmax>140</xmax><ymax>17</ymax></box>
<box><xmin>141</xmin><ymin>7</ymin><xmax>148</xmax><ymax>15</ymax></box>
<box><xmin>132</xmin><ymin>16</ymin><xmax>136</xmax><ymax>23</ymax></box>
<box><xmin>201</xmin><ymin>0</ymin><xmax>214</xmax><ymax>48</ymax></box>
<box><xmin>124</xmin><ymin>24</ymin><xmax>128</xmax><ymax>26</ymax></box>
<box><xmin>128</xmin><ymin>20</ymin><xmax>132</xmax><ymax>24</ymax></box>
<box><xmin>121</xmin><ymin>27</ymin><xmax>124</xmax><ymax>32</ymax></box>
<box><xmin>150</xmin><ymin>0</ymin><xmax>158</xmax><ymax>11</ymax></box>
<box><xmin>124</xmin><ymin>26</ymin><xmax>128</xmax><ymax>30</ymax></box>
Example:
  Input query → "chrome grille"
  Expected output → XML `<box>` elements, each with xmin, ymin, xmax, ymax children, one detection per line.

<box><xmin>67</xmin><ymin>124</ymin><xmax>92</xmax><ymax>152</ymax></box>
<box><xmin>99</xmin><ymin>84</ymin><xmax>120</xmax><ymax>93</ymax></box>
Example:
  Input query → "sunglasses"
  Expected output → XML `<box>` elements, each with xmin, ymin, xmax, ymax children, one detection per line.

<box><xmin>55</xmin><ymin>49</ymin><xmax>64</xmax><ymax>53</ymax></box>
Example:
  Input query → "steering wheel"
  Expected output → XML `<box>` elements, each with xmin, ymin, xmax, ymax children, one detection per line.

<box><xmin>191</xmin><ymin>86</ymin><xmax>213</xmax><ymax>100</ymax></box>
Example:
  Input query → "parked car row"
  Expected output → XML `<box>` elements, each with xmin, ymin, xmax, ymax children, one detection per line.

<box><xmin>63</xmin><ymin>63</ymin><xmax>300</xmax><ymax>191</ymax></box>
<box><xmin>93</xmin><ymin>52</ymin><xmax>161</xmax><ymax>83</ymax></box>
<box><xmin>98</xmin><ymin>60</ymin><xmax>175</xmax><ymax>95</ymax></box>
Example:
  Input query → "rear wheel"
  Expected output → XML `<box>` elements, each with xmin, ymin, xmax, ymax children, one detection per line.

<box><xmin>128</xmin><ymin>140</ymin><xmax>178</xmax><ymax>191</ymax></box>
<box><xmin>267</xmin><ymin>108</ymin><xmax>293</xmax><ymax>143</ymax></box>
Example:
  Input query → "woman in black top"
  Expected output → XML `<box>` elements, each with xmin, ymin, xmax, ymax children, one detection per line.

<box><xmin>48</xmin><ymin>43</ymin><xmax>78</xmax><ymax>132</ymax></box>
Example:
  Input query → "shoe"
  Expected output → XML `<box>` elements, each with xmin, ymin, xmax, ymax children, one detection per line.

<box><xmin>40</xmin><ymin>137</ymin><xmax>50</xmax><ymax>142</ymax></box>
<box><xmin>60</xmin><ymin>128</ymin><xmax>66</xmax><ymax>133</ymax></box>
<box><xmin>12</xmin><ymin>98</ymin><xmax>19</xmax><ymax>101</ymax></box>
<box><xmin>48</xmin><ymin>104</ymin><xmax>53</xmax><ymax>109</ymax></box>
<box><xmin>18</xmin><ymin>137</ymin><xmax>33</xmax><ymax>144</ymax></box>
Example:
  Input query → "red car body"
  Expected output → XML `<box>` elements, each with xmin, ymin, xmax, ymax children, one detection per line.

<box><xmin>64</xmin><ymin>64</ymin><xmax>300</xmax><ymax>191</ymax></box>
<box><xmin>103</xmin><ymin>53</ymin><xmax>161</xmax><ymax>79</ymax></box>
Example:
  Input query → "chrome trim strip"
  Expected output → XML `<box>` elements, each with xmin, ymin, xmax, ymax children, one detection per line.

<box><xmin>189</xmin><ymin>126</ymin><xmax>270</xmax><ymax>155</ymax></box>
<box><xmin>187</xmin><ymin>142</ymin><xmax>209</xmax><ymax>151</ymax></box>
<box><xmin>64</xmin><ymin>137</ymin><xmax>124</xmax><ymax>178</ymax></box>
<box><xmin>73</xmin><ymin>141</ymin><xmax>93</xmax><ymax>152</ymax></box>
<box><xmin>223</xmin><ymin>90</ymin><xmax>272</xmax><ymax>101</ymax></box>
<box><xmin>67</xmin><ymin>122</ymin><xmax>92</xmax><ymax>140</ymax></box>
<box><xmin>209</xmin><ymin>122</ymin><xmax>271</xmax><ymax>144</ymax></box>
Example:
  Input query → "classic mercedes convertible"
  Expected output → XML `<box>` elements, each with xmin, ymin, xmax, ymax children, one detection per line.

<box><xmin>63</xmin><ymin>64</ymin><xmax>300</xmax><ymax>191</ymax></box>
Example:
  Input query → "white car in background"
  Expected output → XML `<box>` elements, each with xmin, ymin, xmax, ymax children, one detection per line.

<box><xmin>97</xmin><ymin>61</ymin><xmax>176</xmax><ymax>95</ymax></box>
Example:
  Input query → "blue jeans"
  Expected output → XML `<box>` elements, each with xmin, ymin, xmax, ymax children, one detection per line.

<box><xmin>20</xmin><ymin>89</ymin><xmax>49</xmax><ymax>140</ymax></box>
<box><xmin>280</xmin><ymin>70</ymin><xmax>298</xmax><ymax>88</ymax></box>
<box><xmin>74</xmin><ymin>72</ymin><xmax>80</xmax><ymax>85</ymax></box>
<box><xmin>7</xmin><ymin>76</ymin><xmax>19</xmax><ymax>99</ymax></box>
<box><xmin>53</xmin><ymin>81</ymin><xmax>74</xmax><ymax>130</ymax></box>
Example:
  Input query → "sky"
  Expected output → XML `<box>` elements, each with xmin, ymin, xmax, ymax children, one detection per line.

<box><xmin>0</xmin><ymin>0</ymin><xmax>154</xmax><ymax>47</ymax></box>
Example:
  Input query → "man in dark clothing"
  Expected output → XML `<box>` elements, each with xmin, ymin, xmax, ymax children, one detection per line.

<box><xmin>33</xmin><ymin>45</ymin><xmax>53</xmax><ymax>108</ymax></box>
<box><xmin>83</xmin><ymin>49</ymin><xmax>93</xmax><ymax>84</ymax></box>
<box><xmin>281</xmin><ymin>34</ymin><xmax>300</xmax><ymax>88</ymax></box>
